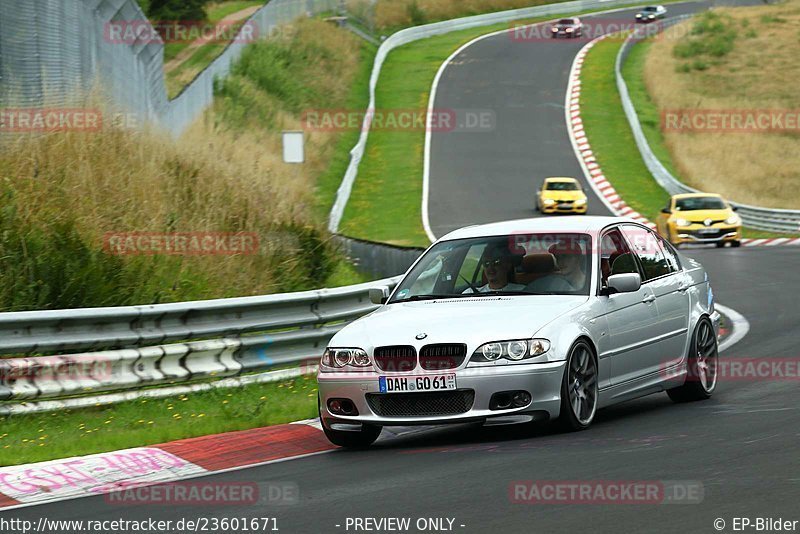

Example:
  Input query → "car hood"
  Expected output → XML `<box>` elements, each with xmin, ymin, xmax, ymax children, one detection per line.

<box><xmin>329</xmin><ymin>296</ymin><xmax>588</xmax><ymax>351</ymax></box>
<box><xmin>673</xmin><ymin>208</ymin><xmax>733</xmax><ymax>223</ymax></box>
<box><xmin>542</xmin><ymin>190</ymin><xmax>586</xmax><ymax>201</ymax></box>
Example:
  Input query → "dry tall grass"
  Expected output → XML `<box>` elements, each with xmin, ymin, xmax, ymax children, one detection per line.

<box><xmin>643</xmin><ymin>0</ymin><xmax>800</xmax><ymax>209</ymax></box>
<box><xmin>0</xmin><ymin>19</ymin><xmax>364</xmax><ymax>310</ymax></box>
<box><xmin>374</xmin><ymin>0</ymin><xmax>552</xmax><ymax>31</ymax></box>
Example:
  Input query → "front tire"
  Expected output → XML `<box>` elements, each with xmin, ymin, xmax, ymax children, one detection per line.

<box><xmin>667</xmin><ymin>318</ymin><xmax>718</xmax><ymax>403</ymax></box>
<box><xmin>731</xmin><ymin>240</ymin><xmax>741</xmax><ymax>248</ymax></box>
<box><xmin>557</xmin><ymin>340</ymin><xmax>598</xmax><ymax>431</ymax></box>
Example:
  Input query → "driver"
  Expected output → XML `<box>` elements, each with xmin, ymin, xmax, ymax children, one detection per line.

<box><xmin>463</xmin><ymin>242</ymin><xmax>525</xmax><ymax>293</ymax></box>
<box><xmin>526</xmin><ymin>239</ymin><xmax>586</xmax><ymax>292</ymax></box>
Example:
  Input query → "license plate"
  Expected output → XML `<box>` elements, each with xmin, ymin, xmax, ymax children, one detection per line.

<box><xmin>698</xmin><ymin>228</ymin><xmax>718</xmax><ymax>235</ymax></box>
<box><xmin>379</xmin><ymin>374</ymin><xmax>456</xmax><ymax>393</ymax></box>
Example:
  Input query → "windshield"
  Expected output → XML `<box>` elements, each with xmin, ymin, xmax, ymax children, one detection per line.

<box><xmin>675</xmin><ymin>197</ymin><xmax>727</xmax><ymax>211</ymax></box>
<box><xmin>546</xmin><ymin>181</ymin><xmax>580</xmax><ymax>191</ymax></box>
<box><xmin>644</xmin><ymin>6</ymin><xmax>658</xmax><ymax>11</ymax></box>
<box><xmin>557</xmin><ymin>19</ymin><xmax>576</xmax><ymax>25</ymax></box>
<box><xmin>389</xmin><ymin>233</ymin><xmax>592</xmax><ymax>303</ymax></box>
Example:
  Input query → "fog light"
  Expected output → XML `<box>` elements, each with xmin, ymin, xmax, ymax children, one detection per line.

<box><xmin>328</xmin><ymin>398</ymin><xmax>358</xmax><ymax>416</ymax></box>
<box><xmin>490</xmin><ymin>390</ymin><xmax>531</xmax><ymax>410</ymax></box>
<box><xmin>512</xmin><ymin>391</ymin><xmax>531</xmax><ymax>407</ymax></box>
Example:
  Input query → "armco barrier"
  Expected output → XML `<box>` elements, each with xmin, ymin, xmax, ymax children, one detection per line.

<box><xmin>616</xmin><ymin>17</ymin><xmax>800</xmax><ymax>233</ymax></box>
<box><xmin>327</xmin><ymin>0</ymin><xmax>659</xmax><ymax>233</ymax></box>
<box><xmin>0</xmin><ymin>276</ymin><xmax>401</xmax><ymax>415</ymax></box>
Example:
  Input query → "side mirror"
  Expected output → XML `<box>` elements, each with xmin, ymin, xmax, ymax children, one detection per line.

<box><xmin>369</xmin><ymin>286</ymin><xmax>390</xmax><ymax>305</ymax></box>
<box><xmin>731</xmin><ymin>205</ymin><xmax>738</xmax><ymax>212</ymax></box>
<box><xmin>606</xmin><ymin>273</ymin><xmax>641</xmax><ymax>294</ymax></box>
<box><xmin>660</xmin><ymin>208</ymin><xmax>671</xmax><ymax>214</ymax></box>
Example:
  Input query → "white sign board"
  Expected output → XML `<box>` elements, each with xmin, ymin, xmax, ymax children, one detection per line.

<box><xmin>282</xmin><ymin>131</ymin><xmax>304</xmax><ymax>163</ymax></box>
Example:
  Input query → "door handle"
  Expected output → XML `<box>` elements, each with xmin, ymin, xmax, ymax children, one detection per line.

<box><xmin>642</xmin><ymin>294</ymin><xmax>656</xmax><ymax>304</ymax></box>
<box><xmin>678</xmin><ymin>284</ymin><xmax>690</xmax><ymax>293</ymax></box>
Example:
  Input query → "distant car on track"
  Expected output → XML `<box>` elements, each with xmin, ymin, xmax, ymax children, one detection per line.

<box><xmin>550</xmin><ymin>18</ymin><xmax>583</xmax><ymax>38</ymax></box>
<box><xmin>536</xmin><ymin>177</ymin><xmax>588</xmax><ymax>214</ymax></box>
<box><xmin>656</xmin><ymin>193</ymin><xmax>742</xmax><ymax>248</ymax></box>
<box><xmin>635</xmin><ymin>5</ymin><xmax>667</xmax><ymax>22</ymax></box>
<box><xmin>317</xmin><ymin>217</ymin><xmax>720</xmax><ymax>447</ymax></box>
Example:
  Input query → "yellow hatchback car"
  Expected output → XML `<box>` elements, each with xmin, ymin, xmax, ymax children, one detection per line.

<box><xmin>536</xmin><ymin>177</ymin><xmax>588</xmax><ymax>214</ymax></box>
<box><xmin>656</xmin><ymin>193</ymin><xmax>742</xmax><ymax>248</ymax></box>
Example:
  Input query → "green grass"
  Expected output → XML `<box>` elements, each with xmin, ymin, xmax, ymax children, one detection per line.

<box><xmin>0</xmin><ymin>374</ymin><xmax>318</xmax><ymax>467</ymax></box>
<box><xmin>209</xmin><ymin>0</ymin><xmax>265</xmax><ymax>23</ymax></box>
<box><xmin>164</xmin><ymin>1</ymin><xmax>267</xmax><ymax>95</ymax></box>
<box><xmin>617</xmin><ymin>34</ymin><xmax>800</xmax><ymax>239</ymax></box>
<box><xmin>316</xmin><ymin>43</ymin><xmax>379</xmax><ymax>217</ymax></box>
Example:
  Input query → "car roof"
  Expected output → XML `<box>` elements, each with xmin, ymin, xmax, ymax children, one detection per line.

<box><xmin>544</xmin><ymin>176</ymin><xmax>579</xmax><ymax>182</ymax></box>
<box><xmin>438</xmin><ymin>216</ymin><xmax>638</xmax><ymax>241</ymax></box>
<box><xmin>673</xmin><ymin>193</ymin><xmax>723</xmax><ymax>200</ymax></box>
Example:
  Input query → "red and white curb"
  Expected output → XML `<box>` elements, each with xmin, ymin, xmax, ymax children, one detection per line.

<box><xmin>0</xmin><ymin>420</ymin><xmax>333</xmax><ymax>510</ymax></box>
<box><xmin>565</xmin><ymin>36</ymin><xmax>800</xmax><ymax>248</ymax></box>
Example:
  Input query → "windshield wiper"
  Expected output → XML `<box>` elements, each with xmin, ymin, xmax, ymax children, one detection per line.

<box><xmin>472</xmin><ymin>290</ymin><xmax>549</xmax><ymax>296</ymax></box>
<box><xmin>395</xmin><ymin>294</ymin><xmax>467</xmax><ymax>302</ymax></box>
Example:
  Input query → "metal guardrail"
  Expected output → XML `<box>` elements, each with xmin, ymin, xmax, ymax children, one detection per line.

<box><xmin>616</xmin><ymin>17</ymin><xmax>800</xmax><ymax>233</ymax></box>
<box><xmin>327</xmin><ymin>0</ymin><xmax>661</xmax><ymax>233</ymax></box>
<box><xmin>0</xmin><ymin>276</ymin><xmax>401</xmax><ymax>415</ymax></box>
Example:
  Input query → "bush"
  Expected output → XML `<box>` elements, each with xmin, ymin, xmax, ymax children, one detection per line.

<box><xmin>147</xmin><ymin>0</ymin><xmax>208</xmax><ymax>22</ymax></box>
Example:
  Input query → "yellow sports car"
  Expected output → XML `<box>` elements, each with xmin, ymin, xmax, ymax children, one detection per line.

<box><xmin>656</xmin><ymin>193</ymin><xmax>742</xmax><ymax>248</ymax></box>
<box><xmin>536</xmin><ymin>177</ymin><xmax>588</xmax><ymax>214</ymax></box>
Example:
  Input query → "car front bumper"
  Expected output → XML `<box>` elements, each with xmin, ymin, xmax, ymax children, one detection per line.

<box><xmin>540</xmin><ymin>202</ymin><xmax>588</xmax><ymax>214</ymax></box>
<box><xmin>672</xmin><ymin>225</ymin><xmax>741</xmax><ymax>244</ymax></box>
<box><xmin>317</xmin><ymin>361</ymin><xmax>566</xmax><ymax>427</ymax></box>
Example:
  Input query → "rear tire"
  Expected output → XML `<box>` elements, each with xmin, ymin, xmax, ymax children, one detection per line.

<box><xmin>667</xmin><ymin>318</ymin><xmax>718</xmax><ymax>403</ymax></box>
<box><xmin>731</xmin><ymin>240</ymin><xmax>741</xmax><ymax>248</ymax></box>
<box><xmin>557</xmin><ymin>340</ymin><xmax>598</xmax><ymax>431</ymax></box>
<box><xmin>715</xmin><ymin>241</ymin><xmax>726</xmax><ymax>248</ymax></box>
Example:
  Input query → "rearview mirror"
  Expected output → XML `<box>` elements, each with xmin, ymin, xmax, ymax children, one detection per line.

<box><xmin>606</xmin><ymin>273</ymin><xmax>641</xmax><ymax>294</ymax></box>
<box><xmin>369</xmin><ymin>286</ymin><xmax>390</xmax><ymax>305</ymax></box>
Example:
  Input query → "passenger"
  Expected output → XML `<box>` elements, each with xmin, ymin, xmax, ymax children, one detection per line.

<box><xmin>463</xmin><ymin>243</ymin><xmax>526</xmax><ymax>293</ymax></box>
<box><xmin>527</xmin><ymin>240</ymin><xmax>586</xmax><ymax>292</ymax></box>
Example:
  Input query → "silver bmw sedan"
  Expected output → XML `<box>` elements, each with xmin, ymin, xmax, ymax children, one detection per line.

<box><xmin>317</xmin><ymin>216</ymin><xmax>720</xmax><ymax>447</ymax></box>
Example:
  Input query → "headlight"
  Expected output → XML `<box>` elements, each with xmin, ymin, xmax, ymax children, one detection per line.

<box><xmin>543</xmin><ymin>198</ymin><xmax>556</xmax><ymax>205</ymax></box>
<box><xmin>566</xmin><ymin>27</ymin><xmax>574</xmax><ymax>32</ymax></box>
<box><xmin>636</xmin><ymin>13</ymin><xmax>642</xmax><ymax>17</ymax></box>
<box><xmin>574</xmin><ymin>198</ymin><xmax>587</xmax><ymax>205</ymax></box>
<box><xmin>470</xmin><ymin>339</ymin><xmax>551</xmax><ymax>364</ymax></box>
<box><xmin>648</xmin><ymin>14</ymin><xmax>655</xmax><ymax>18</ymax></box>
<box><xmin>725</xmin><ymin>214</ymin><xmax>741</xmax><ymax>225</ymax></box>
<box><xmin>551</xmin><ymin>27</ymin><xmax>558</xmax><ymax>32</ymax></box>
<box><xmin>675</xmin><ymin>218</ymin><xmax>691</xmax><ymax>227</ymax></box>
<box><xmin>320</xmin><ymin>348</ymin><xmax>371</xmax><ymax>371</ymax></box>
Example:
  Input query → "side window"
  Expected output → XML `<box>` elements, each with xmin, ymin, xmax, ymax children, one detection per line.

<box><xmin>656</xmin><ymin>237</ymin><xmax>680</xmax><ymax>273</ymax></box>
<box><xmin>454</xmin><ymin>244</ymin><xmax>485</xmax><ymax>292</ymax></box>
<box><xmin>620</xmin><ymin>225</ymin><xmax>671</xmax><ymax>281</ymax></box>
<box><xmin>599</xmin><ymin>228</ymin><xmax>640</xmax><ymax>288</ymax></box>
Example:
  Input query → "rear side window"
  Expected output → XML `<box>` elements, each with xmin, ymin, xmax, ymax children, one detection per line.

<box><xmin>620</xmin><ymin>225</ymin><xmax>671</xmax><ymax>281</ymax></box>
<box><xmin>657</xmin><ymin>237</ymin><xmax>681</xmax><ymax>273</ymax></box>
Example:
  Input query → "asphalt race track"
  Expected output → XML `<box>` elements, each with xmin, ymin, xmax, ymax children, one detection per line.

<box><xmin>427</xmin><ymin>0</ymin><xmax>740</xmax><ymax>238</ymax></box>
<box><xmin>6</xmin><ymin>1</ymin><xmax>800</xmax><ymax>532</ymax></box>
